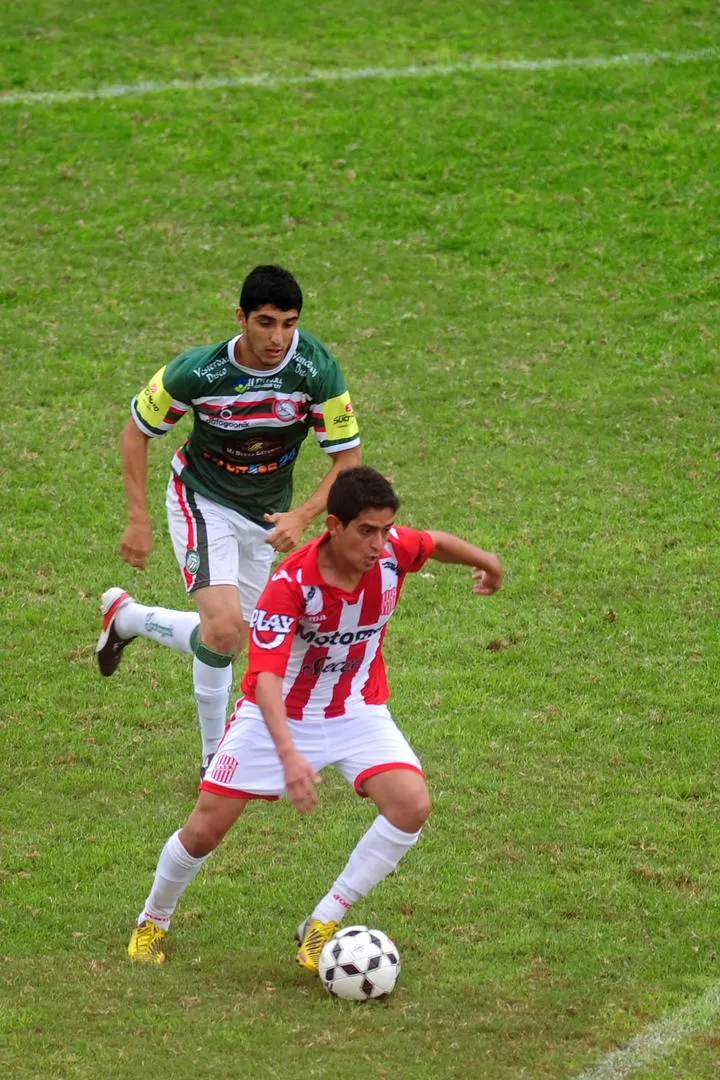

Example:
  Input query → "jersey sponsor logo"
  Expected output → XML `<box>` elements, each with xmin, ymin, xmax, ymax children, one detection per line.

<box><xmin>233</xmin><ymin>377</ymin><xmax>249</xmax><ymax>392</ymax></box>
<box><xmin>223</xmin><ymin>436</ymin><xmax>285</xmax><ymax>463</ymax></box>
<box><xmin>235</xmin><ymin>376</ymin><xmax>285</xmax><ymax>391</ymax></box>
<box><xmin>302</xmin><ymin>585</ymin><xmax>324</xmax><ymax>616</ymax></box>
<box><xmin>136</xmin><ymin>366</ymin><xmax>172</xmax><ymax>425</ymax></box>
<box><xmin>294</xmin><ymin>354</ymin><xmax>318</xmax><ymax>378</ymax></box>
<box><xmin>297</xmin><ymin>624</ymin><xmax>382</xmax><ymax>647</ymax></box>
<box><xmin>323</xmin><ymin>391</ymin><xmax>359</xmax><ymax>439</ymax></box>
<box><xmin>198</xmin><ymin>412</ymin><xmax>256</xmax><ymax>431</ymax></box>
<box><xmin>201</xmin><ymin>446</ymin><xmax>298</xmax><ymax>475</ymax></box>
<box><xmin>193</xmin><ymin>356</ymin><xmax>228</xmax><ymax>379</ymax></box>
<box><xmin>250</xmin><ymin>609</ymin><xmax>295</xmax><ymax>649</ymax></box>
<box><xmin>301</xmin><ymin>656</ymin><xmax>362</xmax><ymax>678</ymax></box>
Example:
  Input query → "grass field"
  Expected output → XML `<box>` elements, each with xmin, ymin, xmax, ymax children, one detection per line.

<box><xmin>2</xmin><ymin>2</ymin><xmax>719</xmax><ymax>1078</ymax></box>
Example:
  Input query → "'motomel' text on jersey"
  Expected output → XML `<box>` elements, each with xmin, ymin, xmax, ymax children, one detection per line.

<box><xmin>130</xmin><ymin>329</ymin><xmax>360</xmax><ymax>525</ymax></box>
<box><xmin>241</xmin><ymin>526</ymin><xmax>435</xmax><ymax>720</ymax></box>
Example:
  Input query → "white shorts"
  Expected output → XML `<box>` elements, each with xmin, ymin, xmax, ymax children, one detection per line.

<box><xmin>166</xmin><ymin>476</ymin><xmax>275</xmax><ymax>617</ymax></box>
<box><xmin>199</xmin><ymin>700</ymin><xmax>423</xmax><ymax>801</ymax></box>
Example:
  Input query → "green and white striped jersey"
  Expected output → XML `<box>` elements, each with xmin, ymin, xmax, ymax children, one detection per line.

<box><xmin>131</xmin><ymin>328</ymin><xmax>359</xmax><ymax>526</ymax></box>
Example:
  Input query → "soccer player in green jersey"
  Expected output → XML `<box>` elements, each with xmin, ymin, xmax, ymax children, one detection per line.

<box><xmin>96</xmin><ymin>266</ymin><xmax>361</xmax><ymax>776</ymax></box>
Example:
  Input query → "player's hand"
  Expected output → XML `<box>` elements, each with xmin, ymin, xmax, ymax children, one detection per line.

<box><xmin>263</xmin><ymin>510</ymin><xmax>306</xmax><ymax>553</ymax></box>
<box><xmin>282</xmin><ymin>751</ymin><xmax>322</xmax><ymax>815</ymax></box>
<box><xmin>472</xmin><ymin>557</ymin><xmax>503</xmax><ymax>595</ymax></box>
<box><xmin>119</xmin><ymin>521</ymin><xmax>152</xmax><ymax>569</ymax></box>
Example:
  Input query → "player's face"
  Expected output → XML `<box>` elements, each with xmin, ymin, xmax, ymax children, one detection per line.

<box><xmin>332</xmin><ymin>508</ymin><xmax>396</xmax><ymax>574</ymax></box>
<box><xmin>236</xmin><ymin>304</ymin><xmax>299</xmax><ymax>368</ymax></box>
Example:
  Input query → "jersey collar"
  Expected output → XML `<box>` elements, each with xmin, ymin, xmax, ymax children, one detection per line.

<box><xmin>227</xmin><ymin>330</ymin><xmax>299</xmax><ymax>375</ymax></box>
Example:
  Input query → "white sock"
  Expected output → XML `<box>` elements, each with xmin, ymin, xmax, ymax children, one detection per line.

<box><xmin>193</xmin><ymin>656</ymin><xmax>233</xmax><ymax>759</ymax></box>
<box><xmin>310</xmin><ymin>815</ymin><xmax>422</xmax><ymax>925</ymax></box>
<box><xmin>116</xmin><ymin>602</ymin><xmax>199</xmax><ymax>654</ymax></box>
<box><xmin>139</xmin><ymin>830</ymin><xmax>209</xmax><ymax>929</ymax></box>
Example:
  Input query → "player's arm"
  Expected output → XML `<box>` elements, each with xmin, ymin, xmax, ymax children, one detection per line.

<box><xmin>427</xmin><ymin>531</ymin><xmax>503</xmax><ymax>596</ymax></box>
<box><xmin>119</xmin><ymin>361</ymin><xmax>192</xmax><ymax>569</ymax></box>
<box><xmin>264</xmin><ymin>445</ymin><xmax>361</xmax><ymax>553</ymax></box>
<box><xmin>264</xmin><ymin>365</ymin><xmax>361</xmax><ymax>553</ymax></box>
<box><xmin>255</xmin><ymin>671</ymin><xmax>322</xmax><ymax>814</ymax></box>
<box><xmin>119</xmin><ymin>418</ymin><xmax>153</xmax><ymax>569</ymax></box>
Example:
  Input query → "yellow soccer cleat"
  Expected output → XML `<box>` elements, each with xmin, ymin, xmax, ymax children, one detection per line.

<box><xmin>128</xmin><ymin>920</ymin><xmax>168</xmax><ymax>964</ymax></box>
<box><xmin>296</xmin><ymin>918</ymin><xmax>339</xmax><ymax>975</ymax></box>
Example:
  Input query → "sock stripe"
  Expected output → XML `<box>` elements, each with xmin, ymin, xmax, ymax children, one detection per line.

<box><xmin>194</xmin><ymin>640</ymin><xmax>234</xmax><ymax>667</ymax></box>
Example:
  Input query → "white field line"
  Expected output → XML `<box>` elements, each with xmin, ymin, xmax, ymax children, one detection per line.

<box><xmin>1</xmin><ymin>46</ymin><xmax>718</xmax><ymax>107</ymax></box>
<box><xmin>571</xmin><ymin>981</ymin><xmax>720</xmax><ymax>1080</ymax></box>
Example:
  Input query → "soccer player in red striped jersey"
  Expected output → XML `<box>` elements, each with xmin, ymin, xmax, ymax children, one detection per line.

<box><xmin>128</xmin><ymin>467</ymin><xmax>502</xmax><ymax>967</ymax></box>
<box><xmin>96</xmin><ymin>266</ymin><xmax>361</xmax><ymax>778</ymax></box>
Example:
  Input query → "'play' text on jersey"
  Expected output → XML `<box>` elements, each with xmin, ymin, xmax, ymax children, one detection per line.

<box><xmin>241</xmin><ymin>526</ymin><xmax>435</xmax><ymax>720</ymax></box>
<box><xmin>130</xmin><ymin>329</ymin><xmax>359</xmax><ymax>525</ymax></box>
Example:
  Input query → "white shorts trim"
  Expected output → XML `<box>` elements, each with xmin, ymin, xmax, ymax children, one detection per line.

<box><xmin>165</xmin><ymin>477</ymin><xmax>275</xmax><ymax>618</ymax></box>
<box><xmin>200</xmin><ymin>700</ymin><xmax>422</xmax><ymax>799</ymax></box>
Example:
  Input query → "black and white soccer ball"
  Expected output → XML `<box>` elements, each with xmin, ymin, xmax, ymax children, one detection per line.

<box><xmin>318</xmin><ymin>925</ymin><xmax>401</xmax><ymax>1001</ymax></box>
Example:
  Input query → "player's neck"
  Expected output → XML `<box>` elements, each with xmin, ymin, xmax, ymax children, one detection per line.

<box><xmin>316</xmin><ymin>544</ymin><xmax>364</xmax><ymax>593</ymax></box>
<box><xmin>234</xmin><ymin>334</ymin><xmax>283</xmax><ymax>372</ymax></box>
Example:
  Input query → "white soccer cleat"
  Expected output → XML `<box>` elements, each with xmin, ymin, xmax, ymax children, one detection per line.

<box><xmin>96</xmin><ymin>587</ymin><xmax>136</xmax><ymax>677</ymax></box>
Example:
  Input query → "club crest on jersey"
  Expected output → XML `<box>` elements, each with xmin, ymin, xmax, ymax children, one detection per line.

<box><xmin>250</xmin><ymin>609</ymin><xmax>295</xmax><ymax>649</ymax></box>
<box><xmin>273</xmin><ymin>399</ymin><xmax>299</xmax><ymax>423</ymax></box>
<box><xmin>380</xmin><ymin>587</ymin><xmax>398</xmax><ymax>616</ymax></box>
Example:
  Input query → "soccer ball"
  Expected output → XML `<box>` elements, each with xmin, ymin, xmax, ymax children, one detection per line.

<box><xmin>318</xmin><ymin>925</ymin><xmax>401</xmax><ymax>1001</ymax></box>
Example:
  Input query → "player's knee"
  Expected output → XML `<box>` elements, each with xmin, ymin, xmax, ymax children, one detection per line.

<box><xmin>180</xmin><ymin>813</ymin><xmax>226</xmax><ymax>857</ymax></box>
<box><xmin>406</xmin><ymin>788</ymin><xmax>432</xmax><ymax>831</ymax></box>
<box><xmin>389</xmin><ymin>787</ymin><xmax>431</xmax><ymax>833</ymax></box>
<box><xmin>198</xmin><ymin>616</ymin><xmax>246</xmax><ymax>658</ymax></box>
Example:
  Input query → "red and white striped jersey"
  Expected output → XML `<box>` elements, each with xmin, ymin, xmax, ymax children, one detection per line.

<box><xmin>241</xmin><ymin>526</ymin><xmax>435</xmax><ymax>721</ymax></box>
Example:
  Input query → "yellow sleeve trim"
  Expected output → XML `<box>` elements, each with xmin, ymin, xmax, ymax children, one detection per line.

<box><xmin>323</xmin><ymin>390</ymin><xmax>359</xmax><ymax>440</ymax></box>
<box><xmin>136</xmin><ymin>366</ymin><xmax>172</xmax><ymax>428</ymax></box>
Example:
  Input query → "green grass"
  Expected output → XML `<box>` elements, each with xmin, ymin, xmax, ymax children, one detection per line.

<box><xmin>2</xmin><ymin>2</ymin><xmax>720</xmax><ymax>1078</ymax></box>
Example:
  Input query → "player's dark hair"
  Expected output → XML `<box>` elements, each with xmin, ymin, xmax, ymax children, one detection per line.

<box><xmin>239</xmin><ymin>265</ymin><xmax>303</xmax><ymax>316</ymax></box>
<box><xmin>327</xmin><ymin>467</ymin><xmax>400</xmax><ymax>526</ymax></box>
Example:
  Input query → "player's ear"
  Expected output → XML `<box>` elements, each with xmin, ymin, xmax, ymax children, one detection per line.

<box><xmin>236</xmin><ymin>306</ymin><xmax>247</xmax><ymax>329</ymax></box>
<box><xmin>325</xmin><ymin>514</ymin><xmax>342</xmax><ymax>536</ymax></box>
